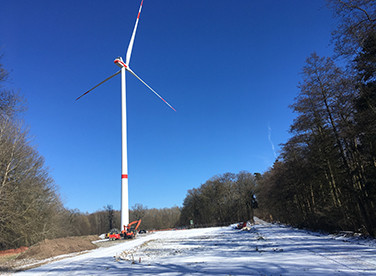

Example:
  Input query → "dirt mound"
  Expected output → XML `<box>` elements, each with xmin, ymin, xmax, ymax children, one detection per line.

<box><xmin>17</xmin><ymin>235</ymin><xmax>99</xmax><ymax>260</ymax></box>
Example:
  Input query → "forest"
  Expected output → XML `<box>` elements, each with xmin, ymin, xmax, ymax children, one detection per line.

<box><xmin>0</xmin><ymin>0</ymin><xmax>375</xmax><ymax>250</ymax></box>
<box><xmin>179</xmin><ymin>172</ymin><xmax>257</xmax><ymax>227</ymax></box>
<box><xmin>256</xmin><ymin>0</ymin><xmax>376</xmax><ymax>237</ymax></box>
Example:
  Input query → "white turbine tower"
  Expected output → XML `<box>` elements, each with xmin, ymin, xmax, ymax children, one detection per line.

<box><xmin>76</xmin><ymin>0</ymin><xmax>176</xmax><ymax>230</ymax></box>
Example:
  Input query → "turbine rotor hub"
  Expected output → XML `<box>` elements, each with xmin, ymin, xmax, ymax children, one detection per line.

<box><xmin>114</xmin><ymin>57</ymin><xmax>128</xmax><ymax>68</ymax></box>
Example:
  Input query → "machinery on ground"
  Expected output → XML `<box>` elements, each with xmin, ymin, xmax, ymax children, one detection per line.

<box><xmin>123</xmin><ymin>219</ymin><xmax>142</xmax><ymax>239</ymax></box>
<box><xmin>107</xmin><ymin>219</ymin><xmax>142</xmax><ymax>240</ymax></box>
<box><xmin>107</xmin><ymin>228</ymin><xmax>121</xmax><ymax>240</ymax></box>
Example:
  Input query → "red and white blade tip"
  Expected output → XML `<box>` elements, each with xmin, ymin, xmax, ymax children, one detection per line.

<box><xmin>138</xmin><ymin>0</ymin><xmax>144</xmax><ymax>19</ymax></box>
<box><xmin>126</xmin><ymin>0</ymin><xmax>144</xmax><ymax>65</ymax></box>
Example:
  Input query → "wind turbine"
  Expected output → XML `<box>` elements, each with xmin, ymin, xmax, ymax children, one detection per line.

<box><xmin>76</xmin><ymin>0</ymin><xmax>176</xmax><ymax>230</ymax></box>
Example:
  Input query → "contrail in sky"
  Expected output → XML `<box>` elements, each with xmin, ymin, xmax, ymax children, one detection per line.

<box><xmin>268</xmin><ymin>124</ymin><xmax>277</xmax><ymax>159</ymax></box>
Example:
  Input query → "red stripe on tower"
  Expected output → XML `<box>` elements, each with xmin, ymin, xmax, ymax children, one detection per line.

<box><xmin>122</xmin><ymin>174</ymin><xmax>128</xmax><ymax>179</ymax></box>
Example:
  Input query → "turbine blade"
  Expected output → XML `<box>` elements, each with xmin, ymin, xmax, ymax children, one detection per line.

<box><xmin>76</xmin><ymin>70</ymin><xmax>121</xmax><ymax>101</ymax></box>
<box><xmin>126</xmin><ymin>0</ymin><xmax>144</xmax><ymax>65</ymax></box>
<box><xmin>127</xmin><ymin>68</ymin><xmax>176</xmax><ymax>112</ymax></box>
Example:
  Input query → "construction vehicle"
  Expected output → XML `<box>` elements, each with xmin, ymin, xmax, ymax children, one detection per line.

<box><xmin>107</xmin><ymin>228</ymin><xmax>122</xmax><ymax>240</ymax></box>
<box><xmin>107</xmin><ymin>219</ymin><xmax>142</xmax><ymax>240</ymax></box>
<box><xmin>122</xmin><ymin>219</ymin><xmax>142</xmax><ymax>239</ymax></box>
<box><xmin>235</xmin><ymin>222</ymin><xmax>248</xmax><ymax>229</ymax></box>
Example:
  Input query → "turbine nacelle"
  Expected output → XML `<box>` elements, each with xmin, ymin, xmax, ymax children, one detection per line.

<box><xmin>114</xmin><ymin>57</ymin><xmax>128</xmax><ymax>69</ymax></box>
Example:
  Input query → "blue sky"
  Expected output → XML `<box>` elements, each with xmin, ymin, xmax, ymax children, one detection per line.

<box><xmin>0</xmin><ymin>0</ymin><xmax>337</xmax><ymax>213</ymax></box>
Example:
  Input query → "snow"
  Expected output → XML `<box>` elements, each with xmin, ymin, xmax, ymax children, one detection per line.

<box><xmin>15</xmin><ymin>219</ymin><xmax>376</xmax><ymax>275</ymax></box>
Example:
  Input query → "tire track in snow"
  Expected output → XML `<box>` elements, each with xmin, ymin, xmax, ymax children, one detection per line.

<box><xmin>255</xmin><ymin>220</ymin><xmax>376</xmax><ymax>274</ymax></box>
<box><xmin>306</xmin><ymin>242</ymin><xmax>376</xmax><ymax>273</ymax></box>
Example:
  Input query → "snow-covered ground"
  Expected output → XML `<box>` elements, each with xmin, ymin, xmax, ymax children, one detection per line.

<box><xmin>16</xmin><ymin>219</ymin><xmax>376</xmax><ymax>275</ymax></box>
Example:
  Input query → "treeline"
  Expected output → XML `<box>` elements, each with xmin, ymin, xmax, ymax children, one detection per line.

<box><xmin>0</xmin><ymin>79</ymin><xmax>106</xmax><ymax>248</ymax></box>
<box><xmin>179</xmin><ymin>172</ymin><xmax>257</xmax><ymax>227</ymax></box>
<box><xmin>58</xmin><ymin>204</ymin><xmax>181</xmax><ymax>235</ymax></box>
<box><xmin>256</xmin><ymin>0</ymin><xmax>376</xmax><ymax>236</ymax></box>
<box><xmin>65</xmin><ymin>204</ymin><xmax>181</xmax><ymax>234</ymax></box>
<box><xmin>0</xmin><ymin>65</ymin><xmax>66</xmax><ymax>250</ymax></box>
<box><xmin>130</xmin><ymin>204</ymin><xmax>181</xmax><ymax>230</ymax></box>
